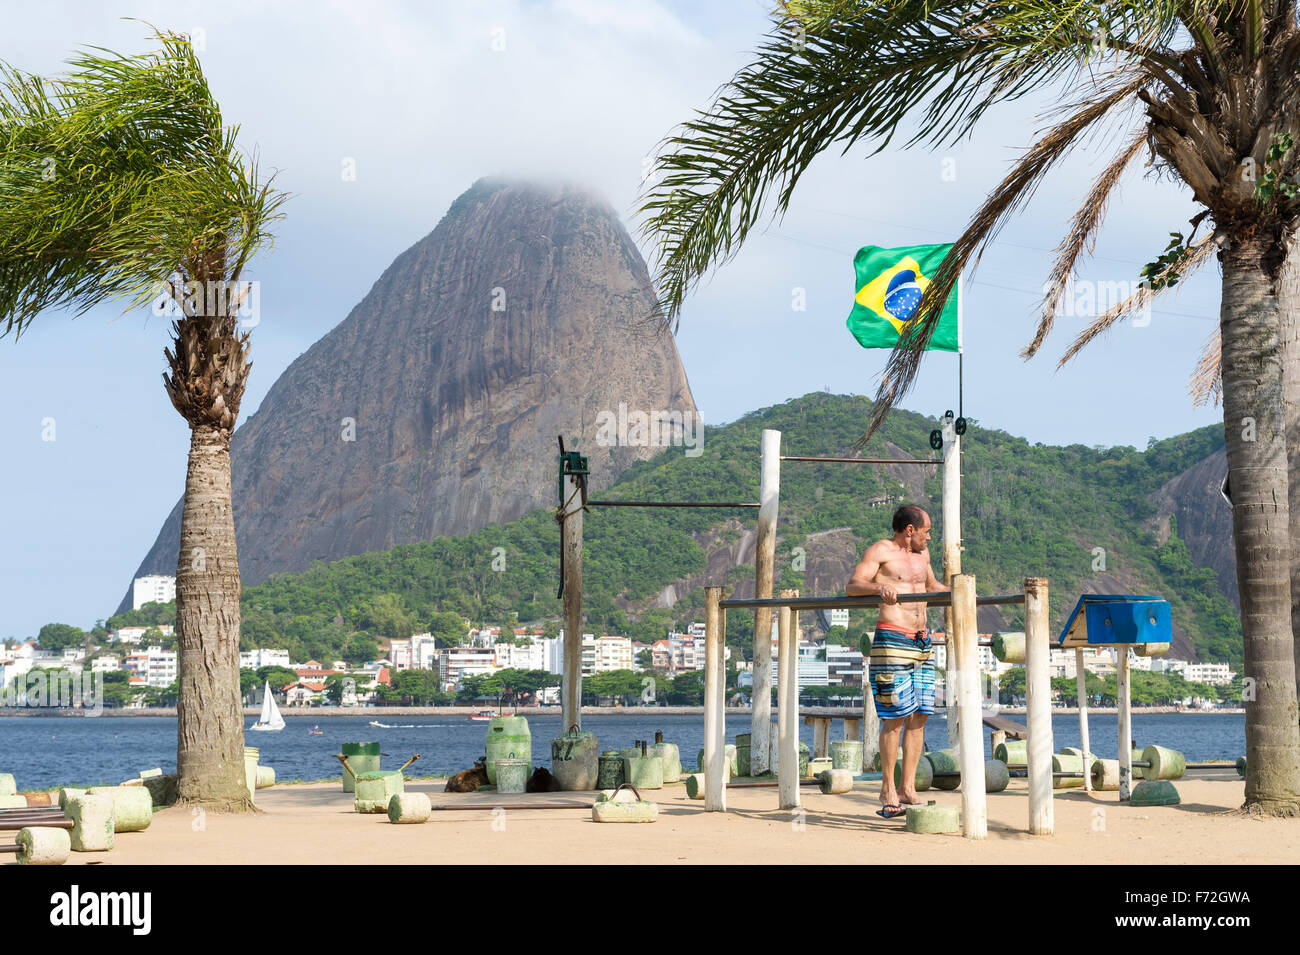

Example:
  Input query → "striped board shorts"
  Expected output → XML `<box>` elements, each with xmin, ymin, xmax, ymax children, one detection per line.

<box><xmin>868</xmin><ymin>624</ymin><xmax>936</xmax><ymax>719</ymax></box>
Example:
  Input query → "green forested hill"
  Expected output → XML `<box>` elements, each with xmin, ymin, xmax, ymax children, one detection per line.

<box><xmin>105</xmin><ymin>393</ymin><xmax>1239</xmax><ymax>668</ymax></box>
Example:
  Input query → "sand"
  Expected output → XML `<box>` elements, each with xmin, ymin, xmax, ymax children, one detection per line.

<box><xmin>49</xmin><ymin>769</ymin><xmax>1298</xmax><ymax>865</ymax></box>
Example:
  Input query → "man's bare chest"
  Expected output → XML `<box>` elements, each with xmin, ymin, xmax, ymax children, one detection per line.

<box><xmin>879</xmin><ymin>550</ymin><xmax>928</xmax><ymax>586</ymax></box>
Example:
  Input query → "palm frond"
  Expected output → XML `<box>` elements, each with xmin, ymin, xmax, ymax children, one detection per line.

<box><xmin>640</xmin><ymin>1</ymin><xmax>1184</xmax><ymax>331</ymax></box>
<box><xmin>1022</xmin><ymin>128</ymin><xmax>1148</xmax><ymax>359</ymax></box>
<box><xmin>1189</xmin><ymin>326</ymin><xmax>1222</xmax><ymax>406</ymax></box>
<box><xmin>0</xmin><ymin>30</ymin><xmax>287</xmax><ymax>338</ymax></box>
<box><xmin>1054</xmin><ymin>233</ymin><xmax>1218</xmax><ymax>367</ymax></box>
<box><xmin>856</xmin><ymin>75</ymin><xmax>1146</xmax><ymax>445</ymax></box>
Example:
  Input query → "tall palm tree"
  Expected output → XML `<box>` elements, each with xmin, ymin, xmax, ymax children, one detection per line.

<box><xmin>0</xmin><ymin>32</ymin><xmax>286</xmax><ymax>809</ymax></box>
<box><xmin>641</xmin><ymin>0</ymin><xmax>1300</xmax><ymax>814</ymax></box>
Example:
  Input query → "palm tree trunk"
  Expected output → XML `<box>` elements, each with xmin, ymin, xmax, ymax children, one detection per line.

<box><xmin>1220</xmin><ymin>233</ymin><xmax>1300</xmax><ymax>815</ymax></box>
<box><xmin>175</xmin><ymin>423</ymin><xmax>252</xmax><ymax>810</ymax></box>
<box><xmin>1280</xmin><ymin>240</ymin><xmax>1300</xmax><ymax>729</ymax></box>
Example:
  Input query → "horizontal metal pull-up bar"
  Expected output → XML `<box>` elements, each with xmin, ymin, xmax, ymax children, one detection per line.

<box><xmin>719</xmin><ymin>591</ymin><xmax>1026</xmax><ymax>611</ymax></box>
<box><xmin>779</xmin><ymin>455</ymin><xmax>941</xmax><ymax>465</ymax></box>
<box><xmin>586</xmin><ymin>500</ymin><xmax>760</xmax><ymax>508</ymax></box>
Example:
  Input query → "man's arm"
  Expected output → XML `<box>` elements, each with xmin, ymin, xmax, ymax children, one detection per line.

<box><xmin>846</xmin><ymin>544</ymin><xmax>897</xmax><ymax>604</ymax></box>
<box><xmin>923</xmin><ymin>550</ymin><xmax>949</xmax><ymax>592</ymax></box>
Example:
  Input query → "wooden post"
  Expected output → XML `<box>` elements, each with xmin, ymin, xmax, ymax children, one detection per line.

<box><xmin>952</xmin><ymin>574</ymin><xmax>987</xmax><ymax>838</ymax></box>
<box><xmin>751</xmin><ymin>429</ymin><xmax>780</xmax><ymax>775</ymax></box>
<box><xmin>941</xmin><ymin>416</ymin><xmax>962</xmax><ymax>749</ymax></box>
<box><xmin>704</xmin><ymin>587</ymin><xmax>727</xmax><ymax>812</ymax></box>
<box><xmin>807</xmin><ymin>717</ymin><xmax>830</xmax><ymax>758</ymax></box>
<box><xmin>1024</xmin><ymin>577</ymin><xmax>1053</xmax><ymax>835</ymax></box>
<box><xmin>862</xmin><ymin>658</ymin><xmax>879</xmax><ymax>772</ymax></box>
<box><xmin>561</xmin><ymin>488</ymin><xmax>583</xmax><ymax>732</ymax></box>
<box><xmin>843</xmin><ymin>718</ymin><xmax>861</xmax><ymax>740</ymax></box>
<box><xmin>1075</xmin><ymin>648</ymin><xmax>1092</xmax><ymax>792</ymax></box>
<box><xmin>777</xmin><ymin>588</ymin><xmax>800</xmax><ymax>810</ymax></box>
<box><xmin>991</xmin><ymin>729</ymin><xmax>1007</xmax><ymax>754</ymax></box>
<box><xmin>1117</xmin><ymin>647</ymin><xmax>1133</xmax><ymax>802</ymax></box>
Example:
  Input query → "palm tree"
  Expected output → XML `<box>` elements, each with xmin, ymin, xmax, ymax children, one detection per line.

<box><xmin>640</xmin><ymin>0</ymin><xmax>1300</xmax><ymax>814</ymax></box>
<box><xmin>0</xmin><ymin>32</ymin><xmax>286</xmax><ymax>809</ymax></box>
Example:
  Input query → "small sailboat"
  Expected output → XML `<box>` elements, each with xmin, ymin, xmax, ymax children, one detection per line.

<box><xmin>249</xmin><ymin>681</ymin><xmax>286</xmax><ymax>732</ymax></box>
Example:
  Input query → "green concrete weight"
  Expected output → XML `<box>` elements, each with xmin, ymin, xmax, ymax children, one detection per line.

<box><xmin>1141</xmin><ymin>745</ymin><xmax>1186</xmax><ymax>780</ymax></box>
<box><xmin>927</xmin><ymin>749</ymin><xmax>961</xmax><ymax>790</ymax></box>
<box><xmin>16</xmin><ymin>827</ymin><xmax>70</xmax><ymax>865</ymax></box>
<box><xmin>892</xmin><ymin>753</ymin><xmax>933</xmax><ymax>791</ymax></box>
<box><xmin>994</xmin><ymin>739</ymin><xmax>1027</xmax><ymax>764</ymax></box>
<box><xmin>1131</xmin><ymin>779</ymin><xmax>1181</xmax><ymax>806</ymax></box>
<box><xmin>985</xmin><ymin>759</ymin><xmax>1010</xmax><ymax>793</ymax></box>
<box><xmin>1051</xmin><ymin>754</ymin><xmax>1085</xmax><ymax>789</ymax></box>
<box><xmin>905</xmin><ymin>800</ymin><xmax>960</xmax><ymax>834</ymax></box>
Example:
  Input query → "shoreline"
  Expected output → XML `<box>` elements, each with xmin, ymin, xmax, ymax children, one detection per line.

<box><xmin>0</xmin><ymin>704</ymin><xmax>1246</xmax><ymax>718</ymax></box>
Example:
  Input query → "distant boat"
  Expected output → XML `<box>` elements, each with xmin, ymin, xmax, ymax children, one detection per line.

<box><xmin>369</xmin><ymin>720</ymin><xmax>387</xmax><ymax>728</ymax></box>
<box><xmin>308</xmin><ymin>725</ymin><xmax>324</xmax><ymax>736</ymax></box>
<box><xmin>468</xmin><ymin>709</ymin><xmax>495</xmax><ymax>722</ymax></box>
<box><xmin>249</xmin><ymin>682</ymin><xmax>286</xmax><ymax>732</ymax></box>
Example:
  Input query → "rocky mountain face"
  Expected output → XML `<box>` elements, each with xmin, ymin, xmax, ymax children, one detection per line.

<box><xmin>118</xmin><ymin>178</ymin><xmax>696</xmax><ymax>611</ymax></box>
<box><xmin>1150</xmin><ymin>448</ymin><xmax>1237</xmax><ymax>607</ymax></box>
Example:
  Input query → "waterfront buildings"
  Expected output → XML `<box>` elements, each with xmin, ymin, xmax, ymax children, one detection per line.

<box><xmin>239</xmin><ymin>648</ymin><xmax>291</xmax><ymax>670</ymax></box>
<box><xmin>112</xmin><ymin>625</ymin><xmax>175</xmax><ymax>645</ymax></box>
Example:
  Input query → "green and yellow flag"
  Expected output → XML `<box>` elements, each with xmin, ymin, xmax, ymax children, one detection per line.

<box><xmin>846</xmin><ymin>243</ymin><xmax>960</xmax><ymax>352</ymax></box>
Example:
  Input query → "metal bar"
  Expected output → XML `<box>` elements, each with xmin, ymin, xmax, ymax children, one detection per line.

<box><xmin>0</xmin><ymin>818</ymin><xmax>73</xmax><ymax>830</ymax></box>
<box><xmin>586</xmin><ymin>500</ymin><xmax>760</xmax><ymax>508</ymax></box>
<box><xmin>719</xmin><ymin>591</ymin><xmax>1025</xmax><ymax>611</ymax></box>
<box><xmin>938</xmin><ymin>770</ymin><xmax>1084</xmax><ymax>778</ymax></box>
<box><xmin>706</xmin><ymin>779</ymin><xmax>824</xmax><ymax>789</ymax></box>
<box><xmin>429</xmin><ymin>802</ymin><xmax>595</xmax><ymax>811</ymax></box>
<box><xmin>0</xmin><ymin>806</ymin><xmax>63</xmax><ymax>812</ymax></box>
<box><xmin>779</xmin><ymin>456</ymin><xmax>941</xmax><ymax>465</ymax></box>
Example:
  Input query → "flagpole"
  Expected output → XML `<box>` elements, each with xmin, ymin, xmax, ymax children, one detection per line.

<box><xmin>943</xmin><ymin>269</ymin><xmax>964</xmax><ymax>749</ymax></box>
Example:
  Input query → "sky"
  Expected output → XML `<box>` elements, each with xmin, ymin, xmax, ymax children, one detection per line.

<box><xmin>0</xmin><ymin>1</ymin><xmax>1225</xmax><ymax>638</ymax></box>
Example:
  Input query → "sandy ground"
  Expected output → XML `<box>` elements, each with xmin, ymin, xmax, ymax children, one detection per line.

<box><xmin>47</xmin><ymin>770</ymin><xmax>1298</xmax><ymax>865</ymax></box>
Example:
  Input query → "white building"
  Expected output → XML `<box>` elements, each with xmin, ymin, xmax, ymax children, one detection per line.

<box><xmin>438</xmin><ymin>646</ymin><xmax>500</xmax><ymax>689</ymax></box>
<box><xmin>132</xmin><ymin>575</ymin><xmax>176</xmax><ymax>610</ymax></box>
<box><xmin>0</xmin><ymin>656</ymin><xmax>34</xmax><ymax>691</ymax></box>
<box><xmin>579</xmin><ymin>635</ymin><xmax>634</xmax><ymax>675</ymax></box>
<box><xmin>112</xmin><ymin>625</ymin><xmax>174</xmax><ymax>646</ymax></box>
<box><xmin>1183</xmin><ymin>662</ymin><xmax>1236</xmax><ymax>686</ymax></box>
<box><xmin>389</xmin><ymin>634</ymin><xmax>440</xmax><ymax>671</ymax></box>
<box><xmin>239</xmin><ymin>648</ymin><xmax>291</xmax><ymax>670</ymax></box>
<box><xmin>797</xmin><ymin>645</ymin><xmax>829</xmax><ymax>687</ymax></box>
<box><xmin>931</xmin><ymin>643</ymin><xmax>999</xmax><ymax>673</ymax></box>
<box><xmin>124</xmin><ymin>646</ymin><xmax>178</xmax><ymax>688</ymax></box>
<box><xmin>495</xmin><ymin>640</ymin><xmax>547</xmax><ymax>671</ymax></box>
<box><xmin>828</xmin><ymin>609</ymin><xmax>850</xmax><ymax>629</ymax></box>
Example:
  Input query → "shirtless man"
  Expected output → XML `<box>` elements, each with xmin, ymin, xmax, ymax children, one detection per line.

<box><xmin>845</xmin><ymin>504</ymin><xmax>947</xmax><ymax>818</ymax></box>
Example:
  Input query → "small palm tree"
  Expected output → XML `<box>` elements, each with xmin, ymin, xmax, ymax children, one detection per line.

<box><xmin>641</xmin><ymin>0</ymin><xmax>1300</xmax><ymax>814</ymax></box>
<box><xmin>0</xmin><ymin>32</ymin><xmax>286</xmax><ymax>809</ymax></box>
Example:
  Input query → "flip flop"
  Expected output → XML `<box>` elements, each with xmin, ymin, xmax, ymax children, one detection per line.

<box><xmin>876</xmin><ymin>803</ymin><xmax>905</xmax><ymax>819</ymax></box>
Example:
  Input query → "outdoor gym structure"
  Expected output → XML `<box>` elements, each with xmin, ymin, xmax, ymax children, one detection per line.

<box><xmin>706</xmin><ymin>577</ymin><xmax>1051</xmax><ymax>839</ymax></box>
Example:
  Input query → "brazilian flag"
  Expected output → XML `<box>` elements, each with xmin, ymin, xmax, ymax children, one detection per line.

<box><xmin>846</xmin><ymin>243</ymin><xmax>960</xmax><ymax>352</ymax></box>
